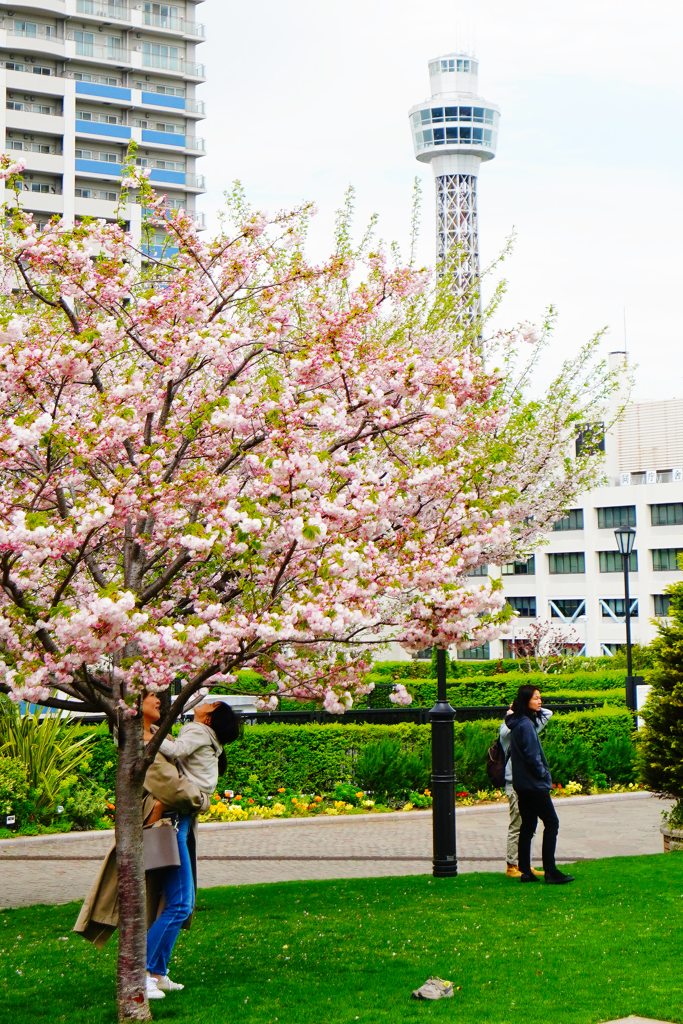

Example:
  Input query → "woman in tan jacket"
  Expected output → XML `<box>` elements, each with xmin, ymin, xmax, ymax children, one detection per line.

<box><xmin>74</xmin><ymin>693</ymin><xmax>211</xmax><ymax>1001</ymax></box>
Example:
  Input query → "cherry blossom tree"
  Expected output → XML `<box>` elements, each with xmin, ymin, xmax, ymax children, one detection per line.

<box><xmin>506</xmin><ymin>619</ymin><xmax>583</xmax><ymax>673</ymax></box>
<box><xmin>0</xmin><ymin>157</ymin><xmax>617</xmax><ymax>1019</ymax></box>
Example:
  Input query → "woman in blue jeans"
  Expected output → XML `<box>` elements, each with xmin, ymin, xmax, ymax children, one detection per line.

<box><xmin>506</xmin><ymin>684</ymin><xmax>575</xmax><ymax>886</ymax></box>
<box><xmin>142</xmin><ymin>693</ymin><xmax>204</xmax><ymax>1001</ymax></box>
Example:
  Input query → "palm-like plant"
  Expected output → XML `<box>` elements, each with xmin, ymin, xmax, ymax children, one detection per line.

<box><xmin>0</xmin><ymin>698</ymin><xmax>96</xmax><ymax>811</ymax></box>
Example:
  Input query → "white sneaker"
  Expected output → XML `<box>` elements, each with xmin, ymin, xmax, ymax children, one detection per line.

<box><xmin>156</xmin><ymin>975</ymin><xmax>184</xmax><ymax>992</ymax></box>
<box><xmin>146</xmin><ymin>975</ymin><xmax>166</xmax><ymax>1001</ymax></box>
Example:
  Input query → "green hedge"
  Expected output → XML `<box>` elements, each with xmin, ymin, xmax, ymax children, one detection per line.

<box><xmin>368</xmin><ymin>671</ymin><xmax>625</xmax><ymax>705</ymax></box>
<box><xmin>369</xmin><ymin>657</ymin><xmax>620</xmax><ymax>679</ymax></box>
<box><xmin>376</xmin><ymin>679</ymin><xmax>626</xmax><ymax>708</ymax></box>
<box><xmin>218</xmin><ymin>707</ymin><xmax>634</xmax><ymax>795</ymax></box>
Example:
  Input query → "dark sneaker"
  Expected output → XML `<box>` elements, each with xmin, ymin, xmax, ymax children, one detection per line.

<box><xmin>545</xmin><ymin>871</ymin><xmax>575</xmax><ymax>885</ymax></box>
<box><xmin>519</xmin><ymin>872</ymin><xmax>539</xmax><ymax>883</ymax></box>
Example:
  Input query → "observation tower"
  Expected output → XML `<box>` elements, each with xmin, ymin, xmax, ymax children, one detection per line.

<box><xmin>409</xmin><ymin>54</ymin><xmax>500</xmax><ymax>298</ymax></box>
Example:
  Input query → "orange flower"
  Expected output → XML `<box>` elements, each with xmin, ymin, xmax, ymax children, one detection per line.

<box><xmin>234</xmin><ymin>795</ymin><xmax>242</xmax><ymax>801</ymax></box>
<box><xmin>248</xmin><ymin>798</ymin><xmax>254</xmax><ymax>804</ymax></box>
<box><xmin>314</xmin><ymin>796</ymin><xmax>322</xmax><ymax>803</ymax></box>
<box><xmin>278</xmin><ymin>787</ymin><xmax>286</xmax><ymax>793</ymax></box>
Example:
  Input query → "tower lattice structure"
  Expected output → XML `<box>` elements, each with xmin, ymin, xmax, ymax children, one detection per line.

<box><xmin>409</xmin><ymin>54</ymin><xmax>500</xmax><ymax>307</ymax></box>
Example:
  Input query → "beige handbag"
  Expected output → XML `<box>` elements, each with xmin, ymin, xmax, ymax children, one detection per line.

<box><xmin>143</xmin><ymin>819</ymin><xmax>181</xmax><ymax>872</ymax></box>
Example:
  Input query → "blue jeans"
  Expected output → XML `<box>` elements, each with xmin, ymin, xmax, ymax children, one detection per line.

<box><xmin>146</xmin><ymin>814</ymin><xmax>195</xmax><ymax>976</ymax></box>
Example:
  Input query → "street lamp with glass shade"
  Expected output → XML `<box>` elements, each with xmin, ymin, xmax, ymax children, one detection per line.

<box><xmin>614</xmin><ymin>526</ymin><xmax>636</xmax><ymax>710</ymax></box>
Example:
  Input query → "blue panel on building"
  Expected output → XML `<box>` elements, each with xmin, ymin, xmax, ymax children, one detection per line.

<box><xmin>143</xmin><ymin>245</ymin><xmax>180</xmax><ymax>258</ymax></box>
<box><xmin>76</xmin><ymin>121</ymin><xmax>131</xmax><ymax>140</ymax></box>
<box><xmin>142</xmin><ymin>130</ymin><xmax>185</xmax><ymax>147</ymax></box>
<box><xmin>149</xmin><ymin>169</ymin><xmax>186</xmax><ymax>185</ymax></box>
<box><xmin>141</xmin><ymin>92</ymin><xmax>185</xmax><ymax>110</ymax></box>
<box><xmin>76</xmin><ymin>82</ymin><xmax>132</xmax><ymax>102</ymax></box>
<box><xmin>75</xmin><ymin>159</ymin><xmax>122</xmax><ymax>176</ymax></box>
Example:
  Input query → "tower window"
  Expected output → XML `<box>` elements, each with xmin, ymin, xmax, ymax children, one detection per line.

<box><xmin>430</xmin><ymin>107</ymin><xmax>444</xmax><ymax>122</ymax></box>
<box><xmin>459</xmin><ymin>107</ymin><xmax>472</xmax><ymax>121</ymax></box>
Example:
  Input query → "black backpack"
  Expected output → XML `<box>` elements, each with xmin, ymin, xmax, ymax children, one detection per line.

<box><xmin>486</xmin><ymin>737</ymin><xmax>507</xmax><ymax>788</ymax></box>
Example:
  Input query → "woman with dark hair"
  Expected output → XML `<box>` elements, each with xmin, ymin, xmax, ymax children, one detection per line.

<box><xmin>506</xmin><ymin>685</ymin><xmax>574</xmax><ymax>885</ymax></box>
<box><xmin>157</xmin><ymin>698</ymin><xmax>243</xmax><ymax>791</ymax></box>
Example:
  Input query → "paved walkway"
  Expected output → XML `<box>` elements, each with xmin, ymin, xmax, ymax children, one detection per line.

<box><xmin>0</xmin><ymin>792</ymin><xmax>668</xmax><ymax>910</ymax></box>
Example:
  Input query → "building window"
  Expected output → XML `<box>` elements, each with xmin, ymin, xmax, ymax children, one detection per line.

<box><xmin>467</xmin><ymin>564</ymin><xmax>488</xmax><ymax>577</ymax></box>
<box><xmin>502</xmin><ymin>556</ymin><xmax>535</xmax><ymax>576</ymax></box>
<box><xmin>458</xmin><ymin>643</ymin><xmax>490</xmax><ymax>661</ymax></box>
<box><xmin>599</xmin><ymin>550</ymin><xmax>637</xmax><ymax>572</ymax></box>
<box><xmin>549</xmin><ymin>552</ymin><xmax>585</xmax><ymax>574</ymax></box>
<box><xmin>549</xmin><ymin>599</ymin><xmax>585</xmax><ymax>620</ymax></box>
<box><xmin>651</xmin><ymin>503</ymin><xmax>683</xmax><ymax>526</ymax></box>
<box><xmin>601</xmin><ymin>598</ymin><xmax>638</xmax><ymax>618</ymax></box>
<box><xmin>652</xmin><ymin>549</ymin><xmax>683</xmax><ymax>572</ymax></box>
<box><xmin>597</xmin><ymin>506</ymin><xmax>636</xmax><ymax>529</ymax></box>
<box><xmin>601</xmin><ymin>643</ymin><xmax>624</xmax><ymax>657</ymax></box>
<box><xmin>654</xmin><ymin>595</ymin><xmax>671</xmax><ymax>617</ymax></box>
<box><xmin>575</xmin><ymin>422</ymin><xmax>605</xmax><ymax>457</ymax></box>
<box><xmin>553</xmin><ymin>509</ymin><xmax>584</xmax><ymax>531</ymax></box>
<box><xmin>506</xmin><ymin>596</ymin><xmax>536</xmax><ymax>617</ymax></box>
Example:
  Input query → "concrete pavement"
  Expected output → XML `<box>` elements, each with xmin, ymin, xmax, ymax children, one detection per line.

<box><xmin>0</xmin><ymin>791</ymin><xmax>668</xmax><ymax>910</ymax></box>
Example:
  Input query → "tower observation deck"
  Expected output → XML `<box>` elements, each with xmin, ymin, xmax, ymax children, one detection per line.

<box><xmin>409</xmin><ymin>54</ymin><xmax>500</xmax><ymax>300</ymax></box>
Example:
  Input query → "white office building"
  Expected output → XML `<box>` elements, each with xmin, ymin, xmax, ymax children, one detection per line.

<box><xmin>0</xmin><ymin>1</ymin><xmax>206</xmax><ymax>254</ymax></box>
<box><xmin>471</xmin><ymin>354</ymin><xmax>683</xmax><ymax>661</ymax></box>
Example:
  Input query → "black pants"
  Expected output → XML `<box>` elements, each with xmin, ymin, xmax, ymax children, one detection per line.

<box><xmin>516</xmin><ymin>789</ymin><xmax>559</xmax><ymax>875</ymax></box>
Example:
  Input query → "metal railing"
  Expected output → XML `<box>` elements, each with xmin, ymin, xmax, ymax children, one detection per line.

<box><xmin>76</xmin><ymin>0</ymin><xmax>130</xmax><ymax>19</ymax></box>
<box><xmin>75</xmin><ymin>42</ymin><xmax>131</xmax><ymax>63</ymax></box>
<box><xmin>187</xmin><ymin>138</ymin><xmax>206</xmax><ymax>151</ymax></box>
<box><xmin>6</xmin><ymin>23</ymin><xmax>62</xmax><ymax>40</ymax></box>
<box><xmin>248</xmin><ymin>700</ymin><xmax>606</xmax><ymax>727</ymax></box>
<box><xmin>142</xmin><ymin>13</ymin><xmax>206</xmax><ymax>36</ymax></box>
<box><xmin>141</xmin><ymin>54</ymin><xmax>205</xmax><ymax>77</ymax></box>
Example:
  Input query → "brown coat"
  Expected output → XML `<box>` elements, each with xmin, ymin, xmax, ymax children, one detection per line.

<box><xmin>73</xmin><ymin>751</ymin><xmax>209</xmax><ymax>948</ymax></box>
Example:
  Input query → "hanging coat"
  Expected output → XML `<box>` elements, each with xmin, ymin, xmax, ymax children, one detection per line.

<box><xmin>73</xmin><ymin>750</ymin><xmax>209</xmax><ymax>948</ymax></box>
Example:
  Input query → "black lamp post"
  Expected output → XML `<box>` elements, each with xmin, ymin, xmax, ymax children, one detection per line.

<box><xmin>614</xmin><ymin>525</ymin><xmax>636</xmax><ymax>711</ymax></box>
<box><xmin>430</xmin><ymin>648</ymin><xmax>458</xmax><ymax>877</ymax></box>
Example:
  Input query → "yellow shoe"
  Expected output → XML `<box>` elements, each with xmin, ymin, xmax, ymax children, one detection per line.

<box><xmin>506</xmin><ymin>864</ymin><xmax>523</xmax><ymax>878</ymax></box>
<box><xmin>531</xmin><ymin>867</ymin><xmax>545</xmax><ymax>876</ymax></box>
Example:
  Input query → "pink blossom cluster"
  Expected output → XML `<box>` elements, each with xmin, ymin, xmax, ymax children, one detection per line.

<box><xmin>0</xmin><ymin>161</ymin><xmax>609</xmax><ymax>716</ymax></box>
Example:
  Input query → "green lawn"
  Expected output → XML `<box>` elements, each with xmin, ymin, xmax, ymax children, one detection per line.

<box><xmin>2</xmin><ymin>855</ymin><xmax>683</xmax><ymax>1024</ymax></box>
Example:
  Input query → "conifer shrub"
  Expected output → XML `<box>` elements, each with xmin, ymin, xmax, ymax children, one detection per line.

<box><xmin>638</xmin><ymin>578</ymin><xmax>683</xmax><ymax>825</ymax></box>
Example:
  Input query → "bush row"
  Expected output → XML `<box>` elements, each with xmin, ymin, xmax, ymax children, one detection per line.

<box><xmin>369</xmin><ymin>657</ymin><xmax>620</xmax><ymax>680</ymax></box>
<box><xmin>368</xmin><ymin>662</ymin><xmax>625</xmax><ymax>689</ymax></box>
<box><xmin>368</xmin><ymin>679</ymin><xmax>626</xmax><ymax>708</ymax></box>
<box><xmin>218</xmin><ymin>707</ymin><xmax>635</xmax><ymax>795</ymax></box>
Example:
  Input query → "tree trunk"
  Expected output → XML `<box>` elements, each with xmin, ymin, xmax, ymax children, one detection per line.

<box><xmin>115</xmin><ymin>712</ymin><xmax>152</xmax><ymax>1022</ymax></box>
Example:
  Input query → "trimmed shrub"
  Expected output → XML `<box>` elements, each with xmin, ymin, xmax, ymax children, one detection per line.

<box><xmin>369</xmin><ymin>657</ymin><xmax>620</xmax><ymax>679</ymax></box>
<box><xmin>368</xmin><ymin>676</ymin><xmax>626</xmax><ymax>709</ymax></box>
<box><xmin>218</xmin><ymin>707</ymin><xmax>634</xmax><ymax>796</ymax></box>
<box><xmin>353</xmin><ymin>740</ymin><xmax>430</xmax><ymax>800</ymax></box>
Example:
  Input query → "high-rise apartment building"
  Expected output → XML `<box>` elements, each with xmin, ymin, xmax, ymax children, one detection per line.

<box><xmin>0</xmin><ymin>1</ymin><xmax>206</xmax><ymax>254</ymax></box>
<box><xmin>409</xmin><ymin>53</ymin><xmax>500</xmax><ymax>297</ymax></box>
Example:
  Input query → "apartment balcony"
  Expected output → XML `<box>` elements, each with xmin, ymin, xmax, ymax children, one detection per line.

<box><xmin>75</xmin><ymin>0</ymin><xmax>131</xmax><ymax>20</ymax></box>
<box><xmin>4</xmin><ymin>149</ymin><xmax>64</xmax><ymax>175</ymax></box>
<box><xmin>141</xmin><ymin>13</ymin><xmax>206</xmax><ymax>40</ymax></box>
<box><xmin>5</xmin><ymin>109</ymin><xmax>65</xmax><ymax>136</ymax></box>
<box><xmin>4</xmin><ymin>23</ymin><xmax>63</xmax><ymax>42</ymax></box>
<box><xmin>140</xmin><ymin>53</ymin><xmax>205</xmax><ymax>80</ymax></box>
<box><xmin>0</xmin><ymin>28</ymin><xmax>66</xmax><ymax>60</ymax></box>
<box><xmin>14</xmin><ymin>189</ymin><xmax>64</xmax><ymax>215</ymax></box>
<box><xmin>66</xmin><ymin>40</ymin><xmax>132</xmax><ymax>67</ymax></box>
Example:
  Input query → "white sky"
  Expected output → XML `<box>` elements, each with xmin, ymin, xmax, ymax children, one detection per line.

<box><xmin>196</xmin><ymin>0</ymin><xmax>683</xmax><ymax>401</ymax></box>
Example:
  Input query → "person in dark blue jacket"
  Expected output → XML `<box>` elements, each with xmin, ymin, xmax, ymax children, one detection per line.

<box><xmin>506</xmin><ymin>684</ymin><xmax>574</xmax><ymax>885</ymax></box>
